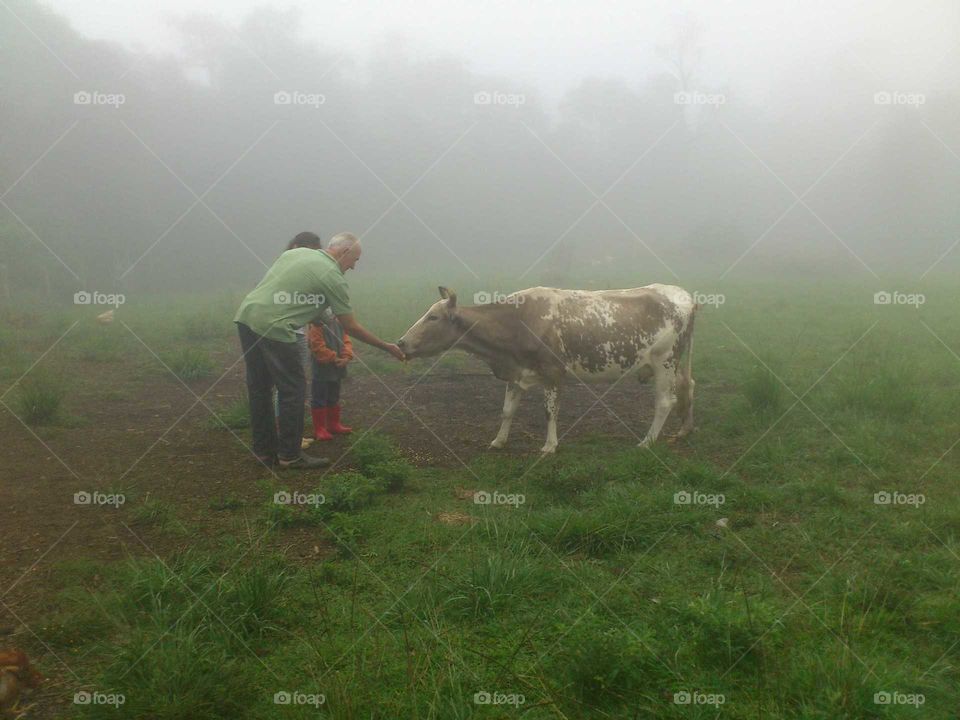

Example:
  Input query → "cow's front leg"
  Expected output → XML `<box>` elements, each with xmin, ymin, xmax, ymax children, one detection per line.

<box><xmin>540</xmin><ymin>384</ymin><xmax>560</xmax><ymax>453</ymax></box>
<box><xmin>490</xmin><ymin>382</ymin><xmax>523</xmax><ymax>449</ymax></box>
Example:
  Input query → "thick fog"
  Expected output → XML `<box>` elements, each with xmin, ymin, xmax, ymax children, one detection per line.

<box><xmin>2</xmin><ymin>0</ymin><xmax>959</xmax><ymax>298</ymax></box>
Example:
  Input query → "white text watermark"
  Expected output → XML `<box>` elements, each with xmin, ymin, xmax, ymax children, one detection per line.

<box><xmin>74</xmin><ymin>491</ymin><xmax>125</xmax><ymax>508</ymax></box>
<box><xmin>273</xmin><ymin>490</ymin><xmax>325</xmax><ymax>507</ymax></box>
<box><xmin>474</xmin><ymin>690</ymin><xmax>525</xmax><ymax>706</ymax></box>
<box><xmin>874</xmin><ymin>91</ymin><xmax>925</xmax><ymax>107</ymax></box>
<box><xmin>274</xmin><ymin>91</ymin><xmax>325</xmax><ymax>107</ymax></box>
<box><xmin>874</xmin><ymin>291</ymin><xmax>924</xmax><ymax>307</ymax></box>
<box><xmin>75</xmin><ymin>291</ymin><xmax>125</xmax><ymax>307</ymax></box>
<box><xmin>874</xmin><ymin>491</ymin><xmax>925</xmax><ymax>508</ymax></box>
<box><xmin>673</xmin><ymin>690</ymin><xmax>725</xmax><ymax>706</ymax></box>
<box><xmin>473</xmin><ymin>290</ymin><xmax>525</xmax><ymax>306</ymax></box>
<box><xmin>674</xmin><ymin>91</ymin><xmax>726</xmax><ymax>106</ymax></box>
<box><xmin>274</xmin><ymin>690</ymin><xmax>325</xmax><ymax>706</ymax></box>
<box><xmin>474</xmin><ymin>490</ymin><xmax>525</xmax><ymax>507</ymax></box>
<box><xmin>474</xmin><ymin>91</ymin><xmax>525</xmax><ymax>107</ymax></box>
<box><xmin>674</xmin><ymin>490</ymin><xmax>725</xmax><ymax>508</ymax></box>
<box><xmin>74</xmin><ymin>691</ymin><xmax>125</xmax><ymax>707</ymax></box>
<box><xmin>74</xmin><ymin>91</ymin><xmax>125</xmax><ymax>108</ymax></box>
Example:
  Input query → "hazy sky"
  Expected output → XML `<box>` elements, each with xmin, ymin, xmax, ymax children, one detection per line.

<box><xmin>5</xmin><ymin>0</ymin><xmax>960</xmax><ymax>290</ymax></box>
<box><xmin>39</xmin><ymin>0</ymin><xmax>960</xmax><ymax>103</ymax></box>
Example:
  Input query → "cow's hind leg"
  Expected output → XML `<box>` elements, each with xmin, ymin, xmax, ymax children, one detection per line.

<box><xmin>639</xmin><ymin>361</ymin><xmax>677</xmax><ymax>448</ymax></box>
<box><xmin>540</xmin><ymin>384</ymin><xmax>560</xmax><ymax>454</ymax></box>
<box><xmin>674</xmin><ymin>372</ymin><xmax>695</xmax><ymax>439</ymax></box>
<box><xmin>490</xmin><ymin>382</ymin><xmax>523</xmax><ymax>449</ymax></box>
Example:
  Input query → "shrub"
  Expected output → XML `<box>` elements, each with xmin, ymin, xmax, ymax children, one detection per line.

<box><xmin>347</xmin><ymin>432</ymin><xmax>395</xmax><ymax>473</ymax></box>
<box><xmin>742</xmin><ymin>364</ymin><xmax>785</xmax><ymax>416</ymax></box>
<box><xmin>432</xmin><ymin>552</ymin><xmax>549</xmax><ymax>619</ymax></box>
<box><xmin>680</xmin><ymin>589</ymin><xmax>783</xmax><ymax>671</ymax></box>
<box><xmin>263</xmin><ymin>499</ymin><xmax>299</xmax><ymax>528</ymax></box>
<box><xmin>163</xmin><ymin>347</ymin><xmax>215</xmax><ymax>381</ymax></box>
<box><xmin>368</xmin><ymin>459</ymin><xmax>413</xmax><ymax>492</ymax></box>
<box><xmin>315</xmin><ymin>472</ymin><xmax>381</xmax><ymax>516</ymax></box>
<box><xmin>131</xmin><ymin>498</ymin><xmax>177</xmax><ymax>528</ymax></box>
<box><xmin>558</xmin><ymin>614</ymin><xmax>668</xmax><ymax>708</ymax></box>
<box><xmin>14</xmin><ymin>369</ymin><xmax>65</xmax><ymax>424</ymax></box>
<box><xmin>73</xmin><ymin>327</ymin><xmax>125</xmax><ymax>362</ymax></box>
<box><xmin>839</xmin><ymin>364</ymin><xmax>922</xmax><ymax>419</ymax></box>
<box><xmin>207</xmin><ymin>394</ymin><xmax>250</xmax><ymax>430</ymax></box>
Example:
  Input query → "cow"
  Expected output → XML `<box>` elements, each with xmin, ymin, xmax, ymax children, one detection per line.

<box><xmin>396</xmin><ymin>284</ymin><xmax>697</xmax><ymax>453</ymax></box>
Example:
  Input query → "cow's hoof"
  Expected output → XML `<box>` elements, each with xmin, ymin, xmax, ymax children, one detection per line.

<box><xmin>637</xmin><ymin>439</ymin><xmax>653</xmax><ymax>449</ymax></box>
<box><xmin>489</xmin><ymin>439</ymin><xmax>505</xmax><ymax>449</ymax></box>
<box><xmin>539</xmin><ymin>445</ymin><xmax>557</xmax><ymax>455</ymax></box>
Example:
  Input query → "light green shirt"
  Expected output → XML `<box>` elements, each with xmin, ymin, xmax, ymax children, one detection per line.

<box><xmin>234</xmin><ymin>248</ymin><xmax>352</xmax><ymax>342</ymax></box>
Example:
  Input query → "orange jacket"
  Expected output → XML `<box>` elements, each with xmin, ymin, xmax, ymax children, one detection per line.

<box><xmin>307</xmin><ymin>321</ymin><xmax>353</xmax><ymax>364</ymax></box>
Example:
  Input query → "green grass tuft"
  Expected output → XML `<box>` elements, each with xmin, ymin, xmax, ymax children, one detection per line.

<box><xmin>163</xmin><ymin>347</ymin><xmax>215</xmax><ymax>381</ymax></box>
<box><xmin>14</xmin><ymin>369</ymin><xmax>65</xmax><ymax>424</ymax></box>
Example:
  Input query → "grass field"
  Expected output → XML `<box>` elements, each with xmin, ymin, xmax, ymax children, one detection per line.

<box><xmin>1</xmin><ymin>273</ymin><xmax>959</xmax><ymax>718</ymax></box>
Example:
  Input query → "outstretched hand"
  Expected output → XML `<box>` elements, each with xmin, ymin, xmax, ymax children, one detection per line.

<box><xmin>384</xmin><ymin>343</ymin><xmax>406</xmax><ymax>361</ymax></box>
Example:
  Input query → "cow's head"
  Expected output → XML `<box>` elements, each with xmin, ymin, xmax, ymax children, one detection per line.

<box><xmin>397</xmin><ymin>287</ymin><xmax>462</xmax><ymax>359</ymax></box>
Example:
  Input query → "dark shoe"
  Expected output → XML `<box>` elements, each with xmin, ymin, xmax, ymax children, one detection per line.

<box><xmin>278</xmin><ymin>453</ymin><xmax>330</xmax><ymax>470</ymax></box>
<box><xmin>254</xmin><ymin>454</ymin><xmax>277</xmax><ymax>468</ymax></box>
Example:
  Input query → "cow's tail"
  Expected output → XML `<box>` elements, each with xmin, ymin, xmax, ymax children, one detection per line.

<box><xmin>682</xmin><ymin>303</ymin><xmax>697</xmax><ymax>381</ymax></box>
<box><xmin>674</xmin><ymin>302</ymin><xmax>697</xmax><ymax>416</ymax></box>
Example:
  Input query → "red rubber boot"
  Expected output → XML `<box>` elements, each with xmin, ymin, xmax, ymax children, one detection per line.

<box><xmin>328</xmin><ymin>404</ymin><xmax>352</xmax><ymax>434</ymax></box>
<box><xmin>311</xmin><ymin>407</ymin><xmax>333</xmax><ymax>441</ymax></box>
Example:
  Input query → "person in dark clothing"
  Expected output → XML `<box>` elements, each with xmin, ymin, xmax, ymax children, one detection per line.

<box><xmin>273</xmin><ymin>232</ymin><xmax>321</xmax><ymax>424</ymax></box>
<box><xmin>234</xmin><ymin>231</ymin><xmax>404</xmax><ymax>470</ymax></box>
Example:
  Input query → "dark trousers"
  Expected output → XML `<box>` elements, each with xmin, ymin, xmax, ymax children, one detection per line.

<box><xmin>311</xmin><ymin>377</ymin><xmax>342</xmax><ymax>408</ymax></box>
<box><xmin>237</xmin><ymin>322</ymin><xmax>304</xmax><ymax>461</ymax></box>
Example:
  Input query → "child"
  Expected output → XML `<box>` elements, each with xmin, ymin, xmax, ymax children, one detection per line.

<box><xmin>307</xmin><ymin>308</ymin><xmax>354</xmax><ymax>440</ymax></box>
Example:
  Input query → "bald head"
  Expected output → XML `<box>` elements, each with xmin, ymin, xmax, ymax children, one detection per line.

<box><xmin>326</xmin><ymin>232</ymin><xmax>362</xmax><ymax>272</ymax></box>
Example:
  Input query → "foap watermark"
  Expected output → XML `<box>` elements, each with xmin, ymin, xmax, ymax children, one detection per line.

<box><xmin>74</xmin><ymin>491</ymin><xmax>125</xmax><ymax>508</ymax></box>
<box><xmin>73</xmin><ymin>90</ymin><xmax>126</xmax><ymax>108</ymax></box>
<box><xmin>874</xmin><ymin>691</ymin><xmax>925</xmax><ymax>707</ymax></box>
<box><xmin>473</xmin><ymin>490</ymin><xmax>525</xmax><ymax>508</ymax></box>
<box><xmin>874</xmin><ymin>291</ymin><xmax>925</xmax><ymax>308</ymax></box>
<box><xmin>473</xmin><ymin>290</ymin><xmax>525</xmax><ymax>306</ymax></box>
<box><xmin>74</xmin><ymin>290</ymin><xmax>125</xmax><ymax>307</ymax></box>
<box><xmin>273</xmin><ymin>90</ymin><xmax>325</xmax><ymax>108</ymax></box>
<box><xmin>874</xmin><ymin>91</ymin><xmax>925</xmax><ymax>107</ymax></box>
<box><xmin>674</xmin><ymin>91</ymin><xmax>726</xmax><ymax>106</ymax></box>
<box><xmin>473</xmin><ymin>90</ymin><xmax>525</xmax><ymax>107</ymax></box>
<box><xmin>874</xmin><ymin>491</ymin><xmax>925</xmax><ymax>508</ymax></box>
<box><xmin>74</xmin><ymin>690</ymin><xmax>125</xmax><ymax>707</ymax></box>
<box><xmin>273</xmin><ymin>490</ymin><xmax>325</xmax><ymax>507</ymax></box>
<box><xmin>273</xmin><ymin>690</ymin><xmax>325</xmax><ymax>707</ymax></box>
<box><xmin>474</xmin><ymin>690</ymin><xmax>525</xmax><ymax>706</ymax></box>
<box><xmin>692</xmin><ymin>291</ymin><xmax>725</xmax><ymax>308</ymax></box>
<box><xmin>674</xmin><ymin>490</ymin><xmax>725</xmax><ymax>508</ymax></box>
<box><xmin>273</xmin><ymin>291</ymin><xmax>326</xmax><ymax>307</ymax></box>
<box><xmin>673</xmin><ymin>690</ymin><xmax>725</xmax><ymax>706</ymax></box>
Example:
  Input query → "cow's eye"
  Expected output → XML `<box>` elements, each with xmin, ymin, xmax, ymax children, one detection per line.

<box><xmin>426</xmin><ymin>315</ymin><xmax>438</xmax><ymax>321</ymax></box>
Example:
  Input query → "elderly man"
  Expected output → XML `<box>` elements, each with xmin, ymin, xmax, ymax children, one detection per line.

<box><xmin>234</xmin><ymin>232</ymin><xmax>405</xmax><ymax>469</ymax></box>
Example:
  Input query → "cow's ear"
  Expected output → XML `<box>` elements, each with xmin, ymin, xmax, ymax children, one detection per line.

<box><xmin>438</xmin><ymin>286</ymin><xmax>457</xmax><ymax>309</ymax></box>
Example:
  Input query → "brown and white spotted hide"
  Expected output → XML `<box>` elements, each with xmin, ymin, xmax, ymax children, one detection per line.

<box><xmin>397</xmin><ymin>284</ymin><xmax>697</xmax><ymax>453</ymax></box>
